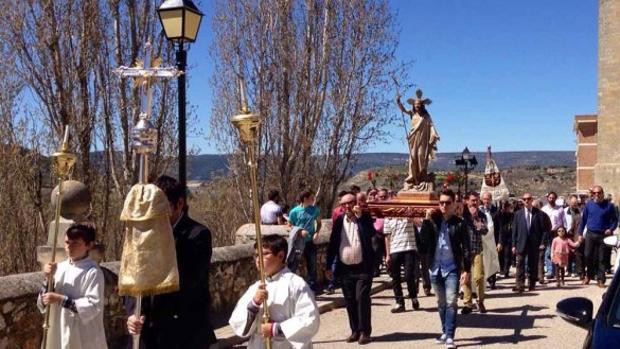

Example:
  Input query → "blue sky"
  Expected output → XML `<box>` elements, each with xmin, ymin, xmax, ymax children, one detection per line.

<box><xmin>186</xmin><ymin>0</ymin><xmax>598</xmax><ymax>154</ymax></box>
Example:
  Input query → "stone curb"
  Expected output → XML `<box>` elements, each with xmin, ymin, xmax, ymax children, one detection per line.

<box><xmin>211</xmin><ymin>275</ymin><xmax>392</xmax><ymax>349</ymax></box>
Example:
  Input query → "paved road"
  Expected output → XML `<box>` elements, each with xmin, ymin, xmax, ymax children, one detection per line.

<box><xmin>312</xmin><ymin>274</ymin><xmax>606</xmax><ymax>348</ymax></box>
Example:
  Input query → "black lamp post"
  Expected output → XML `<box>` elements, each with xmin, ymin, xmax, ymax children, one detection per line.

<box><xmin>454</xmin><ymin>147</ymin><xmax>478</xmax><ymax>195</ymax></box>
<box><xmin>157</xmin><ymin>0</ymin><xmax>203</xmax><ymax>187</ymax></box>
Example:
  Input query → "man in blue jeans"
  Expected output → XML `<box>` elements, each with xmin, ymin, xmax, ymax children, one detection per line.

<box><xmin>419</xmin><ymin>189</ymin><xmax>471</xmax><ymax>349</ymax></box>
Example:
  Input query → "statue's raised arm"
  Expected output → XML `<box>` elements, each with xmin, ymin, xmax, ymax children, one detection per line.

<box><xmin>395</xmin><ymin>93</ymin><xmax>411</xmax><ymax>115</ymax></box>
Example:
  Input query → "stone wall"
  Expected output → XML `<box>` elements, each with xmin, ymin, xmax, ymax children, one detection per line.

<box><xmin>0</xmin><ymin>222</ymin><xmax>332</xmax><ymax>349</ymax></box>
<box><xmin>596</xmin><ymin>0</ymin><xmax>620</xmax><ymax>199</ymax></box>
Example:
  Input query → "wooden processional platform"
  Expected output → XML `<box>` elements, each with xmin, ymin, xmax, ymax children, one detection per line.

<box><xmin>368</xmin><ymin>191</ymin><xmax>439</xmax><ymax>218</ymax></box>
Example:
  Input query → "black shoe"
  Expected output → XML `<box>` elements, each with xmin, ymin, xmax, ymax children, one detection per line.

<box><xmin>489</xmin><ymin>283</ymin><xmax>497</xmax><ymax>290</ymax></box>
<box><xmin>424</xmin><ymin>287</ymin><xmax>432</xmax><ymax>297</ymax></box>
<box><xmin>512</xmin><ymin>286</ymin><xmax>524</xmax><ymax>293</ymax></box>
<box><xmin>478</xmin><ymin>302</ymin><xmax>487</xmax><ymax>313</ymax></box>
<box><xmin>346</xmin><ymin>332</ymin><xmax>360</xmax><ymax>343</ymax></box>
<box><xmin>458</xmin><ymin>291</ymin><xmax>464</xmax><ymax>300</ymax></box>
<box><xmin>411</xmin><ymin>298</ymin><xmax>420</xmax><ymax>310</ymax></box>
<box><xmin>358</xmin><ymin>333</ymin><xmax>372</xmax><ymax>345</ymax></box>
<box><xmin>472</xmin><ymin>292</ymin><xmax>478</xmax><ymax>299</ymax></box>
<box><xmin>461</xmin><ymin>306</ymin><xmax>473</xmax><ymax>315</ymax></box>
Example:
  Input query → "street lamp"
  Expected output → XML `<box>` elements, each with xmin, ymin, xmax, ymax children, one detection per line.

<box><xmin>454</xmin><ymin>147</ymin><xmax>478</xmax><ymax>195</ymax></box>
<box><xmin>157</xmin><ymin>0</ymin><xmax>204</xmax><ymax>187</ymax></box>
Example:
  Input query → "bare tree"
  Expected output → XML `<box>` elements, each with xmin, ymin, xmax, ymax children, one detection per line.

<box><xmin>209</xmin><ymin>0</ymin><xmax>402</xmax><ymax>215</ymax></box>
<box><xmin>0</xmin><ymin>0</ymin><xmax>185</xmax><ymax>273</ymax></box>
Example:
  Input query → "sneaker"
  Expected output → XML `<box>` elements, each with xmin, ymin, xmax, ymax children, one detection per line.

<box><xmin>411</xmin><ymin>298</ymin><xmax>420</xmax><ymax>310</ymax></box>
<box><xmin>461</xmin><ymin>306</ymin><xmax>472</xmax><ymax>315</ymax></box>
<box><xmin>435</xmin><ymin>334</ymin><xmax>447</xmax><ymax>344</ymax></box>
<box><xmin>445</xmin><ymin>337</ymin><xmax>456</xmax><ymax>349</ymax></box>
<box><xmin>390</xmin><ymin>303</ymin><xmax>405</xmax><ymax>313</ymax></box>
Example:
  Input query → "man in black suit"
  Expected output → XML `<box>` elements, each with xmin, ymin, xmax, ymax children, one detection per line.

<box><xmin>511</xmin><ymin>192</ymin><xmax>546</xmax><ymax>292</ymax></box>
<box><xmin>126</xmin><ymin>175</ymin><xmax>216</xmax><ymax>348</ymax></box>
<box><xmin>326</xmin><ymin>193</ymin><xmax>376</xmax><ymax>345</ymax></box>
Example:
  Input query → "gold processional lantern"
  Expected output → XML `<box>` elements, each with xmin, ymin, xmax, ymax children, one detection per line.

<box><xmin>42</xmin><ymin>126</ymin><xmax>77</xmax><ymax>349</ymax></box>
<box><xmin>231</xmin><ymin>83</ymin><xmax>272</xmax><ymax>349</ymax></box>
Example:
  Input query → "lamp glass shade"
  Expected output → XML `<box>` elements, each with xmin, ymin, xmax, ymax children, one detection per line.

<box><xmin>159</xmin><ymin>9</ymin><xmax>184</xmax><ymax>39</ymax></box>
<box><xmin>184</xmin><ymin>10</ymin><xmax>202</xmax><ymax>41</ymax></box>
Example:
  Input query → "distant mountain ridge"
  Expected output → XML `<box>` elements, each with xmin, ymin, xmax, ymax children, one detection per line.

<box><xmin>187</xmin><ymin>151</ymin><xmax>575</xmax><ymax>181</ymax></box>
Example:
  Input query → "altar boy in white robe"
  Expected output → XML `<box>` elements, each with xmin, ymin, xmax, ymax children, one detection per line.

<box><xmin>37</xmin><ymin>223</ymin><xmax>107</xmax><ymax>349</ymax></box>
<box><xmin>230</xmin><ymin>234</ymin><xmax>320</xmax><ymax>348</ymax></box>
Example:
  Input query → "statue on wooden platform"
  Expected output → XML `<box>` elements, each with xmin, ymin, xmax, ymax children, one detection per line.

<box><xmin>396</xmin><ymin>89</ymin><xmax>440</xmax><ymax>192</ymax></box>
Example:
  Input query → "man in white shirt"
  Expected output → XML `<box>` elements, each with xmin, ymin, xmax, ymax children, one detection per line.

<box><xmin>261</xmin><ymin>190</ymin><xmax>285</xmax><ymax>225</ymax></box>
<box><xmin>385</xmin><ymin>217</ymin><xmax>420</xmax><ymax>313</ymax></box>
<box><xmin>541</xmin><ymin>191</ymin><xmax>565</xmax><ymax>279</ymax></box>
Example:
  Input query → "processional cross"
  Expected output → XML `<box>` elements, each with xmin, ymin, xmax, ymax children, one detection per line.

<box><xmin>114</xmin><ymin>42</ymin><xmax>182</xmax><ymax>349</ymax></box>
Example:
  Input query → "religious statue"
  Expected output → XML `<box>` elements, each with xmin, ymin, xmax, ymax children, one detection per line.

<box><xmin>396</xmin><ymin>89</ymin><xmax>440</xmax><ymax>192</ymax></box>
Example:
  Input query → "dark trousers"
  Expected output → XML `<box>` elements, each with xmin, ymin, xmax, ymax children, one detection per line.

<box><xmin>570</xmin><ymin>242</ymin><xmax>585</xmax><ymax>277</ymax></box>
<box><xmin>389</xmin><ymin>250</ymin><xmax>418</xmax><ymax>304</ymax></box>
<box><xmin>303</xmin><ymin>242</ymin><xmax>318</xmax><ymax>290</ymax></box>
<box><xmin>418</xmin><ymin>253</ymin><xmax>431</xmax><ymax>290</ymax></box>
<box><xmin>372</xmin><ymin>234</ymin><xmax>385</xmax><ymax>275</ymax></box>
<box><xmin>515</xmin><ymin>248</ymin><xmax>538</xmax><ymax>288</ymax></box>
<box><xmin>499</xmin><ymin>243</ymin><xmax>512</xmax><ymax>276</ymax></box>
<box><xmin>585</xmin><ymin>233</ymin><xmax>607</xmax><ymax>283</ymax></box>
<box><xmin>340</xmin><ymin>263</ymin><xmax>373</xmax><ymax>334</ymax></box>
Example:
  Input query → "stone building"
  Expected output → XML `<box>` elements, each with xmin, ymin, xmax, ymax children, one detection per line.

<box><xmin>574</xmin><ymin>0</ymin><xmax>620</xmax><ymax>199</ymax></box>
<box><xmin>594</xmin><ymin>0</ymin><xmax>620</xmax><ymax>201</ymax></box>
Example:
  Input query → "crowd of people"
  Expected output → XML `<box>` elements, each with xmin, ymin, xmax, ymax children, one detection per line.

<box><xmin>37</xmin><ymin>176</ymin><xmax>619</xmax><ymax>349</ymax></box>
<box><xmin>257</xmin><ymin>184</ymin><xmax>618</xmax><ymax>348</ymax></box>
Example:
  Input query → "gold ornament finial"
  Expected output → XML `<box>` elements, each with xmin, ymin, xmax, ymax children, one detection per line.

<box><xmin>51</xmin><ymin>126</ymin><xmax>76</xmax><ymax>179</ymax></box>
<box><xmin>231</xmin><ymin>77</ymin><xmax>261</xmax><ymax>145</ymax></box>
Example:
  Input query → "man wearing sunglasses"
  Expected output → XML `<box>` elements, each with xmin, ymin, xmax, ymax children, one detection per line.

<box><xmin>578</xmin><ymin>185</ymin><xmax>618</xmax><ymax>288</ymax></box>
<box><xmin>418</xmin><ymin>189</ymin><xmax>471</xmax><ymax>349</ymax></box>
<box><xmin>511</xmin><ymin>193</ymin><xmax>546</xmax><ymax>292</ymax></box>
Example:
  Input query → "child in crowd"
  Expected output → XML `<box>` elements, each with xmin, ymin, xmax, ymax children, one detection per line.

<box><xmin>37</xmin><ymin>223</ymin><xmax>107</xmax><ymax>349</ymax></box>
<box><xmin>229</xmin><ymin>234</ymin><xmax>320</xmax><ymax>348</ymax></box>
<box><xmin>551</xmin><ymin>226</ymin><xmax>580</xmax><ymax>287</ymax></box>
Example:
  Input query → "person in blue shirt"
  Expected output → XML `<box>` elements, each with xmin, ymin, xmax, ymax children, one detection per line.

<box><xmin>418</xmin><ymin>189</ymin><xmax>471</xmax><ymax>349</ymax></box>
<box><xmin>578</xmin><ymin>185</ymin><xmax>618</xmax><ymax>287</ymax></box>
<box><xmin>288</xmin><ymin>190</ymin><xmax>322</xmax><ymax>291</ymax></box>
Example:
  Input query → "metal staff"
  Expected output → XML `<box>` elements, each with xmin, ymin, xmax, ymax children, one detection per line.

<box><xmin>41</xmin><ymin>126</ymin><xmax>76</xmax><ymax>349</ymax></box>
<box><xmin>115</xmin><ymin>41</ymin><xmax>168</xmax><ymax>349</ymax></box>
<box><xmin>231</xmin><ymin>79</ymin><xmax>272</xmax><ymax>349</ymax></box>
<box><xmin>130</xmin><ymin>58</ymin><xmax>158</xmax><ymax>349</ymax></box>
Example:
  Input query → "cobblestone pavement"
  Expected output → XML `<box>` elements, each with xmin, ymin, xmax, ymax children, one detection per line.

<box><xmin>312</xmin><ymin>273</ymin><xmax>606</xmax><ymax>348</ymax></box>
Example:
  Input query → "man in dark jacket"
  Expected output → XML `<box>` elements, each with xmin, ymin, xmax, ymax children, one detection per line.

<box><xmin>511</xmin><ymin>193</ymin><xmax>546</xmax><ymax>292</ymax></box>
<box><xmin>418</xmin><ymin>189</ymin><xmax>471</xmax><ymax>349</ymax></box>
<box><xmin>496</xmin><ymin>201</ymin><xmax>514</xmax><ymax>278</ymax></box>
<box><xmin>126</xmin><ymin>175</ymin><xmax>216</xmax><ymax>348</ymax></box>
<box><xmin>326</xmin><ymin>193</ymin><xmax>376</xmax><ymax>345</ymax></box>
